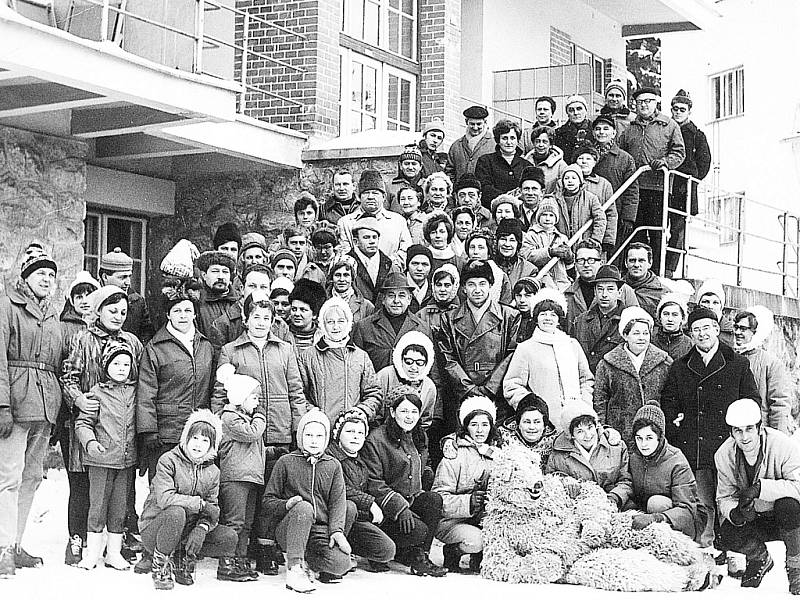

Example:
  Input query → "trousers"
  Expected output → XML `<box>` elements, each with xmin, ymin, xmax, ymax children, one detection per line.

<box><xmin>87</xmin><ymin>466</ymin><xmax>130</xmax><ymax>533</ymax></box>
<box><xmin>379</xmin><ymin>491</ymin><xmax>443</xmax><ymax>553</ymax></box>
<box><xmin>59</xmin><ymin>426</ymin><xmax>89</xmax><ymax>540</ymax></box>
<box><xmin>274</xmin><ymin>500</ymin><xmax>352</xmax><ymax>575</ymax></box>
<box><xmin>141</xmin><ymin>505</ymin><xmax>237</xmax><ymax>557</ymax></box>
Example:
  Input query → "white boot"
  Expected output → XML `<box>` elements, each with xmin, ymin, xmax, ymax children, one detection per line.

<box><xmin>286</xmin><ymin>562</ymin><xmax>316</xmax><ymax>593</ymax></box>
<box><xmin>104</xmin><ymin>533</ymin><xmax>130</xmax><ymax>570</ymax></box>
<box><xmin>78</xmin><ymin>532</ymin><xmax>106</xmax><ymax>570</ymax></box>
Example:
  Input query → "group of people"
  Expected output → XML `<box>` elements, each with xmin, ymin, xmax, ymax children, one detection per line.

<box><xmin>1</xmin><ymin>84</ymin><xmax>798</xmax><ymax>597</ymax></box>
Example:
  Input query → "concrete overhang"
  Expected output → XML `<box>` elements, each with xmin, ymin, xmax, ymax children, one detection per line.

<box><xmin>585</xmin><ymin>0</ymin><xmax>721</xmax><ymax>36</ymax></box>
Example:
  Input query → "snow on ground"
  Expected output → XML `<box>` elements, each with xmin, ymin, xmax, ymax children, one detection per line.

<box><xmin>2</xmin><ymin>469</ymin><xmax>794</xmax><ymax>599</ymax></box>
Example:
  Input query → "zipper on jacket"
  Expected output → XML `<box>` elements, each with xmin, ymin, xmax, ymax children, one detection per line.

<box><xmin>311</xmin><ymin>461</ymin><xmax>318</xmax><ymax>521</ymax></box>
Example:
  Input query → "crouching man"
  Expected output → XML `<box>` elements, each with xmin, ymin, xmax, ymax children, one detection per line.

<box><xmin>715</xmin><ymin>398</ymin><xmax>800</xmax><ymax>594</ymax></box>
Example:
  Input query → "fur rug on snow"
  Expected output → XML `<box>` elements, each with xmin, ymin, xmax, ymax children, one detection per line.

<box><xmin>480</xmin><ymin>444</ymin><xmax>717</xmax><ymax>592</ymax></box>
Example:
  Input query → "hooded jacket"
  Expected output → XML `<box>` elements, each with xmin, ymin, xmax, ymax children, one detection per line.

<box><xmin>76</xmin><ymin>376</ymin><xmax>138</xmax><ymax>469</ymax></box>
<box><xmin>553</xmin><ymin>185</ymin><xmax>607</xmax><ymax>244</ymax></box>
<box><xmin>218</xmin><ymin>404</ymin><xmax>266</xmax><ymax>484</ymax></box>
<box><xmin>432</xmin><ymin>434</ymin><xmax>495</xmax><ymax>525</ymax></box>
<box><xmin>139</xmin><ymin>409</ymin><xmax>223</xmax><ymax>533</ymax></box>
<box><xmin>327</xmin><ymin>442</ymin><xmax>376</xmax><ymax>522</ymax></box>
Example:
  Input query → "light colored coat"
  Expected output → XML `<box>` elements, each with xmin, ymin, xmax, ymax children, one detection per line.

<box><xmin>553</xmin><ymin>187</ymin><xmax>607</xmax><ymax>244</ymax></box>
<box><xmin>433</xmin><ymin>435</ymin><xmax>494</xmax><ymax>527</ymax></box>
<box><xmin>618</xmin><ymin>112</ymin><xmax>686</xmax><ymax>191</ymax></box>
<box><xmin>447</xmin><ymin>131</ymin><xmax>495</xmax><ymax>182</ymax></box>
<box><xmin>740</xmin><ymin>347</ymin><xmax>793</xmax><ymax>434</ymax></box>
<box><xmin>520</xmin><ymin>224</ymin><xmax>573</xmax><ymax>290</ymax></box>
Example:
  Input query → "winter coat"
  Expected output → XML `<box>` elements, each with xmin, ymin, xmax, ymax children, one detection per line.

<box><xmin>553</xmin><ymin>187</ymin><xmax>607</xmax><ymax>244</ymax></box>
<box><xmin>361</xmin><ymin>420</ymin><xmax>428</xmax><ymax>520</ymax></box>
<box><xmin>629</xmin><ymin>440</ymin><xmax>703</xmax><ymax>540</ymax></box>
<box><xmin>661</xmin><ymin>342</ymin><xmax>760</xmax><ymax>471</ymax></box>
<box><xmin>208</xmin><ymin>303</ymin><xmax>291</xmax><ymax>357</ymax></box>
<box><xmin>520</xmin><ymin>224</ymin><xmax>573</xmax><ymax>290</ymax></box>
<box><xmin>599</xmin><ymin>105</ymin><xmax>635</xmax><ymax>137</ymax></box>
<box><xmin>139</xmin><ymin>410</ymin><xmax>223</xmax><ymax>533</ymax></box>
<box><xmin>618</xmin><ymin>112</ymin><xmax>686</xmax><ymax>191</ymax></box>
<box><xmin>497</xmin><ymin>256</ymin><xmax>537</xmax><ymax>291</ymax></box>
<box><xmin>715</xmin><ymin>426</ymin><xmax>800</xmax><ymax>523</ymax></box>
<box><xmin>338</xmin><ymin>208</ymin><xmax>412</xmax><ymax>268</ymax></box>
<box><xmin>348</xmin><ymin>249</ymin><xmax>394</xmax><ymax>305</ymax></box>
<box><xmin>212</xmin><ymin>332</ymin><xmax>307</xmax><ymax>445</ymax></box>
<box><xmin>553</xmin><ymin>119</ymin><xmax>595</xmax><ymax>163</ymax></box>
<box><xmin>524</xmin><ymin>146</ymin><xmax>567</xmax><ymax>193</ymax></box>
<box><xmin>195</xmin><ymin>285</ymin><xmax>239</xmax><ymax>337</ymax></box>
<box><xmin>437</xmin><ymin>301</ymin><xmax>520</xmax><ymax>402</ymax></box>
<box><xmin>263</xmin><ymin>450</ymin><xmax>347</xmax><ymax>534</ymax></box>
<box><xmin>624</xmin><ymin>271</ymin><xmax>667</xmax><ymax>321</ymax></box>
<box><xmin>432</xmin><ymin>435</ymin><xmax>494</xmax><ymax>527</ymax></box>
<box><xmin>405</xmin><ymin>211</ymin><xmax>427</xmax><ymax>245</ymax></box>
<box><xmin>583</xmin><ymin>173</ymin><xmax>618</xmax><ymax>245</ymax></box>
<box><xmin>387</xmin><ymin>174</ymin><xmax>423</xmax><ymax>215</ymax></box>
<box><xmin>297</xmin><ymin>338</ymin><xmax>382</xmax><ymax>425</ymax></box>
<box><xmin>474</xmin><ymin>147</ymin><xmax>534</xmax><ymax>204</ymax></box>
<box><xmin>673</xmin><ymin>120</ymin><xmax>711</xmax><ymax>215</ymax></box>
<box><xmin>320</xmin><ymin>193</ymin><xmax>359</xmax><ymax>225</ymax></box>
<box><xmin>547</xmin><ymin>430</ymin><xmax>633</xmax><ymax>506</ymax></box>
<box><xmin>418</xmin><ymin>138</ymin><xmax>448</xmax><ymax>178</ymax></box>
<box><xmin>218</xmin><ymin>405</ymin><xmax>266</xmax><ymax>485</ymax></box>
<box><xmin>572</xmin><ymin>304</ymin><xmax>625</xmax><ymax>373</ymax></box>
<box><xmin>446</xmin><ymin>131</ymin><xmax>496</xmax><ymax>183</ymax></box>
<box><xmin>123</xmin><ymin>291</ymin><xmax>155</xmax><ymax>345</ymax></box>
<box><xmin>594</xmin><ymin>144</ymin><xmax>639</xmax><ymax>226</ymax></box>
<box><xmin>503</xmin><ymin>331</ymin><xmax>594</xmax><ymax>427</ymax></box>
<box><xmin>60</xmin><ymin>304</ymin><xmax>88</xmax><ymax>353</ymax></box>
<box><xmin>327</xmin><ymin>443</ymin><xmax>376</xmax><ymax>522</ymax></box>
<box><xmin>329</xmin><ymin>289</ymin><xmax>374</xmax><ymax>324</ymax></box>
<box><xmin>593</xmin><ymin>344</ymin><xmax>673</xmax><ymax>442</ymax></box>
<box><xmin>352</xmin><ymin>309</ymin><xmax>433</xmax><ymax>373</ymax></box>
<box><xmin>416</xmin><ymin>300</ymin><xmax>460</xmax><ymax>336</ymax></box>
<box><xmin>653</xmin><ymin>328</ymin><xmax>693</xmax><ymax>361</ymax></box>
<box><xmin>136</xmin><ymin>327</ymin><xmax>214</xmax><ymax>445</ymax></box>
<box><xmin>0</xmin><ymin>287</ymin><xmax>63</xmax><ymax>424</ymax></box>
<box><xmin>564</xmin><ymin>278</ymin><xmax>640</xmax><ymax>328</ymax></box>
<box><xmin>75</xmin><ymin>380</ymin><xmax>137</xmax><ymax>469</ymax></box>
<box><xmin>740</xmin><ymin>347</ymin><xmax>792</xmax><ymax>434</ymax></box>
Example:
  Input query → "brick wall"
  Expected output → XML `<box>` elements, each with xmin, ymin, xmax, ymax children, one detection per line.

<box><xmin>234</xmin><ymin>0</ymin><xmax>340</xmax><ymax>139</ymax></box>
<box><xmin>550</xmin><ymin>26</ymin><xmax>573</xmax><ymax>66</ymax></box>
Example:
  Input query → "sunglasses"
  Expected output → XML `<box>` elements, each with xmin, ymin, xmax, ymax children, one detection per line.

<box><xmin>403</xmin><ymin>357</ymin><xmax>427</xmax><ymax>367</ymax></box>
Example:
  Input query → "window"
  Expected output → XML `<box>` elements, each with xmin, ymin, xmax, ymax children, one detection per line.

<box><xmin>711</xmin><ymin>67</ymin><xmax>744</xmax><ymax>120</ymax></box>
<box><xmin>706</xmin><ymin>193</ymin><xmax>743</xmax><ymax>245</ymax></box>
<box><xmin>84</xmin><ymin>211</ymin><xmax>148</xmax><ymax>295</ymax></box>
<box><xmin>342</xmin><ymin>0</ymin><xmax>416</xmax><ymax>61</ymax></box>
<box><xmin>339</xmin><ymin>49</ymin><xmax>416</xmax><ymax>134</ymax></box>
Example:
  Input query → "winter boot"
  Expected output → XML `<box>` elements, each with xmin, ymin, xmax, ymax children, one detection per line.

<box><xmin>78</xmin><ymin>532</ymin><xmax>106</xmax><ymax>570</ymax></box>
<box><xmin>173</xmin><ymin>547</ymin><xmax>195</xmax><ymax>586</ymax></box>
<box><xmin>217</xmin><ymin>556</ymin><xmax>252</xmax><ymax>582</ymax></box>
<box><xmin>787</xmin><ymin>554</ymin><xmax>800</xmax><ymax>595</ymax></box>
<box><xmin>408</xmin><ymin>549</ymin><xmax>447</xmax><ymax>577</ymax></box>
<box><xmin>105</xmin><ymin>533</ymin><xmax>131</xmax><ymax>570</ymax></box>
<box><xmin>14</xmin><ymin>545</ymin><xmax>43</xmax><ymax>568</ymax></box>
<box><xmin>317</xmin><ymin>572</ymin><xmax>342</xmax><ymax>583</ymax></box>
<box><xmin>134</xmin><ymin>551</ymin><xmax>152</xmax><ymax>574</ymax></box>
<box><xmin>65</xmin><ymin>535</ymin><xmax>83</xmax><ymax>566</ymax></box>
<box><xmin>0</xmin><ymin>546</ymin><xmax>15</xmax><ymax>578</ymax></box>
<box><xmin>235</xmin><ymin>557</ymin><xmax>259</xmax><ymax>581</ymax></box>
<box><xmin>727</xmin><ymin>551</ymin><xmax>745</xmax><ymax>578</ymax></box>
<box><xmin>741</xmin><ymin>548</ymin><xmax>774</xmax><ymax>588</ymax></box>
<box><xmin>255</xmin><ymin>542</ymin><xmax>279</xmax><ymax>576</ymax></box>
<box><xmin>151</xmin><ymin>549</ymin><xmax>174</xmax><ymax>591</ymax></box>
<box><xmin>367</xmin><ymin>560</ymin><xmax>390</xmax><ymax>572</ymax></box>
<box><xmin>275</xmin><ymin>541</ymin><xmax>286</xmax><ymax>565</ymax></box>
<box><xmin>442</xmin><ymin>544</ymin><xmax>463</xmax><ymax>573</ymax></box>
<box><xmin>468</xmin><ymin>551</ymin><xmax>483</xmax><ymax>574</ymax></box>
<box><xmin>285</xmin><ymin>562</ymin><xmax>316</xmax><ymax>593</ymax></box>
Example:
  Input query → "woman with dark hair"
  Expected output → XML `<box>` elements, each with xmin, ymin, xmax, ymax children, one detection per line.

<box><xmin>504</xmin><ymin>289</ymin><xmax>593</xmax><ymax>429</ymax></box>
<box><xmin>423</xmin><ymin>211</ymin><xmax>463</xmax><ymax>272</ymax></box>
<box><xmin>433</xmin><ymin>396</ymin><xmax>498</xmax><ymax>574</ymax></box>
<box><xmin>522</xmin><ymin>125</ymin><xmax>567</xmax><ymax>193</ymax></box>
<box><xmin>361</xmin><ymin>386</ymin><xmax>447</xmax><ymax>577</ymax></box>
<box><xmin>397</xmin><ymin>186</ymin><xmax>426</xmax><ymax>245</ymax></box>
<box><xmin>451</xmin><ymin>206</ymin><xmax>476</xmax><ymax>258</ymax></box>
<box><xmin>293</xmin><ymin>192</ymin><xmax>320</xmax><ymax>233</ymax></box>
<box><xmin>628</xmin><ymin>404</ymin><xmax>704</xmax><ymax>541</ymax></box>
<box><xmin>494</xmin><ymin>217</ymin><xmax>536</xmax><ymax>290</ymax></box>
<box><xmin>474</xmin><ymin>119</ymin><xmax>533</xmax><ymax>204</ymax></box>
<box><xmin>499</xmin><ymin>393</ymin><xmax>558</xmax><ymax>468</ymax></box>
<box><xmin>464</xmin><ymin>228</ymin><xmax>512</xmax><ymax>304</ymax></box>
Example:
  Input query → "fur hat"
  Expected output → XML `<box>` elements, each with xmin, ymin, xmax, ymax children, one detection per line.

<box><xmin>288</xmin><ymin>278</ymin><xmax>327</xmax><ymax>315</ymax></box>
<box><xmin>224</xmin><ymin>374</ymin><xmax>260</xmax><ymax>407</ymax></box>
<box><xmin>461</xmin><ymin>259</ymin><xmax>494</xmax><ymax>285</ymax></box>
<box><xmin>67</xmin><ymin>270</ymin><xmax>100</xmax><ymax>299</ymax></box>
<box><xmin>296</xmin><ymin>408</ymin><xmax>331</xmax><ymax>454</ymax></box>
<box><xmin>495</xmin><ymin>218</ymin><xmax>524</xmax><ymax>243</ymax></box>
<box><xmin>454</xmin><ymin>173</ymin><xmax>482</xmax><ymax>194</ymax></box>
<box><xmin>574</xmin><ymin>144</ymin><xmax>599</xmax><ymax>161</ymax></box>
<box><xmin>561</xmin><ymin>164</ymin><xmax>585</xmax><ymax>185</ymax></box>
<box><xmin>632</xmin><ymin>87</ymin><xmax>660</xmax><ymax>100</ymax></box>
<box><xmin>671</xmin><ymin>89</ymin><xmax>692</xmax><ymax>108</ymax></box>
<box><xmin>270</xmin><ymin>248</ymin><xmax>298</xmax><ymax>269</ymax></box>
<box><xmin>560</xmin><ymin>400</ymin><xmax>598</xmax><ymax>433</ymax></box>
<box><xmin>213</xmin><ymin>222</ymin><xmax>241</xmax><ymax>251</ymax></box>
<box><xmin>459</xmin><ymin>395</ymin><xmax>497</xmax><ymax>427</ymax></box>
<box><xmin>351</xmin><ymin>217</ymin><xmax>382</xmax><ymax>237</ymax></box>
<box><xmin>99</xmin><ymin>247</ymin><xmax>133</xmax><ymax>272</ymax></box>
<box><xmin>490</xmin><ymin>194</ymin><xmax>521</xmax><ymax>217</ymax></box>
<box><xmin>633</xmin><ymin>404</ymin><xmax>666</xmax><ymax>437</ymax></box>
<box><xmin>726</xmin><ymin>398</ymin><xmax>762</xmax><ymax>427</ymax></box>
<box><xmin>196</xmin><ymin>250</ymin><xmax>236</xmax><ymax>274</ymax></box>
<box><xmin>686</xmin><ymin>306</ymin><xmax>718</xmax><ymax>328</ymax></box>
<box><xmin>657</xmin><ymin>292</ymin><xmax>688</xmax><ymax>320</ymax></box>
<box><xmin>399</xmin><ymin>144</ymin><xmax>423</xmax><ymax>164</ymax></box>
<box><xmin>432</xmin><ymin>263</ymin><xmax>460</xmax><ymax>287</ymax></box>
<box><xmin>101</xmin><ymin>339</ymin><xmax>134</xmax><ymax>375</ymax></box>
<box><xmin>565</xmin><ymin>95</ymin><xmax>588</xmax><ymax>110</ymax></box>
<box><xmin>618</xmin><ymin>306</ymin><xmax>654</xmax><ymax>336</ymax></box>
<box><xmin>535</xmin><ymin>196</ymin><xmax>560</xmax><ymax>224</ymax></box>
<box><xmin>331</xmin><ymin>408</ymin><xmax>370</xmax><ymax>443</ymax></box>
<box><xmin>270</xmin><ymin>276</ymin><xmax>294</xmax><ymax>296</ymax></box>
<box><xmin>605</xmin><ymin>79</ymin><xmax>627</xmax><ymax>99</ymax></box>
<box><xmin>463</xmin><ymin>105</ymin><xmax>489</xmax><ymax>120</ymax></box>
<box><xmin>695</xmin><ymin>279</ymin><xmax>725</xmax><ymax>308</ymax></box>
<box><xmin>406</xmin><ymin>244</ymin><xmax>433</xmax><ymax>268</ymax></box>
<box><xmin>358</xmin><ymin>169</ymin><xmax>387</xmax><ymax>195</ymax></box>
<box><xmin>519</xmin><ymin>165</ymin><xmax>546</xmax><ymax>189</ymax></box>
<box><xmin>386</xmin><ymin>384</ymin><xmax>423</xmax><ymax>411</ymax></box>
<box><xmin>531</xmin><ymin>287</ymin><xmax>568</xmax><ymax>314</ymax></box>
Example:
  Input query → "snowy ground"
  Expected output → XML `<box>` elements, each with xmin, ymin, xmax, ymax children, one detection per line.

<box><xmin>3</xmin><ymin>469</ymin><xmax>794</xmax><ymax>599</ymax></box>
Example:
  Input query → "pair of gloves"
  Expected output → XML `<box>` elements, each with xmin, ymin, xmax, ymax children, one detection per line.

<box><xmin>548</xmin><ymin>244</ymin><xmax>573</xmax><ymax>262</ymax></box>
<box><xmin>184</xmin><ymin>501</ymin><xmax>221</xmax><ymax>556</ymax></box>
<box><xmin>730</xmin><ymin>481</ymin><xmax>761</xmax><ymax>526</ymax></box>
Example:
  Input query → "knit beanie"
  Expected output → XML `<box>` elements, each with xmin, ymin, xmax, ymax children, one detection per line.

<box><xmin>358</xmin><ymin>169</ymin><xmax>387</xmax><ymax>195</ymax></box>
<box><xmin>296</xmin><ymin>408</ymin><xmax>331</xmax><ymax>455</ymax></box>
<box><xmin>270</xmin><ymin>248</ymin><xmax>298</xmax><ymax>270</ymax></box>
<box><xmin>270</xmin><ymin>276</ymin><xmax>294</xmax><ymax>296</ymax></box>
<box><xmin>224</xmin><ymin>374</ymin><xmax>261</xmax><ymax>407</ymax></box>
<box><xmin>20</xmin><ymin>252</ymin><xmax>57</xmax><ymax>280</ymax></box>
<box><xmin>561</xmin><ymin>164</ymin><xmax>585</xmax><ymax>185</ymax></box>
<box><xmin>535</xmin><ymin>196</ymin><xmax>560</xmax><ymax>224</ymax></box>
<box><xmin>288</xmin><ymin>278</ymin><xmax>327</xmax><ymax>315</ymax></box>
<box><xmin>633</xmin><ymin>404</ymin><xmax>666</xmax><ymax>438</ymax></box>
<box><xmin>695</xmin><ymin>279</ymin><xmax>725</xmax><ymax>307</ymax></box>
<box><xmin>387</xmin><ymin>384</ymin><xmax>423</xmax><ymax>411</ymax></box>
<box><xmin>490</xmin><ymin>194</ymin><xmax>521</xmax><ymax>217</ymax></box>
<box><xmin>89</xmin><ymin>285</ymin><xmax>127</xmax><ymax>316</ymax></box>
<box><xmin>565</xmin><ymin>95</ymin><xmax>588</xmax><ymax>111</ymax></box>
<box><xmin>495</xmin><ymin>218</ymin><xmax>524</xmax><ymax>244</ymax></box>
<box><xmin>574</xmin><ymin>144</ymin><xmax>600</xmax><ymax>161</ymax></box>
<box><xmin>101</xmin><ymin>339</ymin><xmax>134</xmax><ymax>375</ymax></box>
<box><xmin>618</xmin><ymin>306</ymin><xmax>654</xmax><ymax>336</ymax></box>
<box><xmin>560</xmin><ymin>400</ymin><xmax>598</xmax><ymax>434</ymax></box>
<box><xmin>399</xmin><ymin>144</ymin><xmax>423</xmax><ymax>164</ymax></box>
<box><xmin>99</xmin><ymin>247</ymin><xmax>133</xmax><ymax>272</ymax></box>
<box><xmin>332</xmin><ymin>408</ymin><xmax>370</xmax><ymax>443</ymax></box>
<box><xmin>196</xmin><ymin>250</ymin><xmax>236</xmax><ymax>274</ymax></box>
<box><xmin>605</xmin><ymin>80</ymin><xmax>627</xmax><ymax>99</ymax></box>
<box><xmin>213</xmin><ymin>222</ymin><xmax>242</xmax><ymax>251</ymax></box>
<box><xmin>461</xmin><ymin>259</ymin><xmax>494</xmax><ymax>285</ymax></box>
<box><xmin>242</xmin><ymin>232</ymin><xmax>267</xmax><ymax>249</ymax></box>
<box><xmin>519</xmin><ymin>165</ymin><xmax>546</xmax><ymax>189</ymax></box>
<box><xmin>686</xmin><ymin>306</ymin><xmax>718</xmax><ymax>328</ymax></box>
<box><xmin>657</xmin><ymin>292</ymin><xmax>688</xmax><ymax>320</ymax></box>
<box><xmin>406</xmin><ymin>244</ymin><xmax>433</xmax><ymax>268</ymax></box>
<box><xmin>432</xmin><ymin>263</ymin><xmax>460</xmax><ymax>288</ymax></box>
<box><xmin>671</xmin><ymin>89</ymin><xmax>692</xmax><ymax>108</ymax></box>
<box><xmin>454</xmin><ymin>173</ymin><xmax>482</xmax><ymax>194</ymax></box>
<box><xmin>422</xmin><ymin>119</ymin><xmax>445</xmax><ymax>136</ymax></box>
<box><xmin>240</xmin><ymin>238</ymin><xmax>267</xmax><ymax>256</ymax></box>
<box><xmin>459</xmin><ymin>395</ymin><xmax>496</xmax><ymax>427</ymax></box>
<box><xmin>67</xmin><ymin>270</ymin><xmax>100</xmax><ymax>299</ymax></box>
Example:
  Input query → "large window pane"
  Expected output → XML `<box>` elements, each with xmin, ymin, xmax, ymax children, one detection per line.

<box><xmin>364</xmin><ymin>1</ymin><xmax>379</xmax><ymax>46</ymax></box>
<box><xmin>494</xmin><ymin>72</ymin><xmax>507</xmax><ymax>101</ymax></box>
<box><xmin>388</xmin><ymin>11</ymin><xmax>399</xmax><ymax>54</ymax></box>
<box><xmin>401</xmin><ymin>16</ymin><xmax>413</xmax><ymax>58</ymax></box>
<box><xmin>400</xmin><ymin>78</ymin><xmax>410</xmax><ymax>124</ymax></box>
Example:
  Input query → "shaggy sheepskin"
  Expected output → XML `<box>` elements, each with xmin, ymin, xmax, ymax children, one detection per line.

<box><xmin>481</xmin><ymin>444</ymin><xmax>716</xmax><ymax>592</ymax></box>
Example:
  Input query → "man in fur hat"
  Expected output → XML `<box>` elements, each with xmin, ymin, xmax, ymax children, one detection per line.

<box><xmin>195</xmin><ymin>251</ymin><xmax>239</xmax><ymax>337</ymax></box>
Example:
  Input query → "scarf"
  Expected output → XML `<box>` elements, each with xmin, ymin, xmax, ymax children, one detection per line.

<box><xmin>167</xmin><ymin>322</ymin><xmax>195</xmax><ymax>355</ymax></box>
<box><xmin>531</xmin><ymin>327</ymin><xmax>582</xmax><ymax>403</ymax></box>
<box><xmin>16</xmin><ymin>278</ymin><xmax>51</xmax><ymax>314</ymax></box>
<box><xmin>430</xmin><ymin>246</ymin><xmax>456</xmax><ymax>260</ymax></box>
<box><xmin>323</xmin><ymin>336</ymin><xmax>349</xmax><ymax>348</ymax></box>
<box><xmin>595</xmin><ymin>140</ymin><xmax>614</xmax><ymax>159</ymax></box>
<box><xmin>332</xmin><ymin>287</ymin><xmax>355</xmax><ymax>303</ymax></box>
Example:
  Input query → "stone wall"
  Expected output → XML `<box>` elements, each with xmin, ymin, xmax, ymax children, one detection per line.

<box><xmin>0</xmin><ymin>126</ymin><xmax>87</xmax><ymax>301</ymax></box>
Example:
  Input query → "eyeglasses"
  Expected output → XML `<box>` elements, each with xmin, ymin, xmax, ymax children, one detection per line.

<box><xmin>671</xmin><ymin>106</ymin><xmax>689</xmax><ymax>113</ymax></box>
<box><xmin>636</xmin><ymin>98</ymin><xmax>657</xmax><ymax>105</ymax></box>
<box><xmin>575</xmin><ymin>257</ymin><xmax>600</xmax><ymax>265</ymax></box>
<box><xmin>403</xmin><ymin>357</ymin><xmax>426</xmax><ymax>367</ymax></box>
<box><xmin>733</xmin><ymin>324</ymin><xmax>752</xmax><ymax>332</ymax></box>
<box><xmin>691</xmin><ymin>325</ymin><xmax>715</xmax><ymax>335</ymax></box>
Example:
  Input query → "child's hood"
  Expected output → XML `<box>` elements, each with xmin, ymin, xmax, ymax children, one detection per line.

<box><xmin>296</xmin><ymin>408</ymin><xmax>330</xmax><ymax>455</ymax></box>
<box><xmin>180</xmin><ymin>409</ymin><xmax>223</xmax><ymax>462</ymax></box>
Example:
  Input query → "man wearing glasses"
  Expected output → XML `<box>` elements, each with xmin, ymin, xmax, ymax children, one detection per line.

<box><xmin>618</xmin><ymin>87</ymin><xmax>685</xmax><ymax>274</ymax></box>
<box><xmin>661</xmin><ymin>306</ymin><xmax>760</xmax><ymax>549</ymax></box>
<box><xmin>564</xmin><ymin>239</ymin><xmax>640</xmax><ymax>327</ymax></box>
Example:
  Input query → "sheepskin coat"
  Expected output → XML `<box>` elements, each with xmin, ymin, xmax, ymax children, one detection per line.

<box><xmin>547</xmin><ymin>430</ymin><xmax>633</xmax><ymax>506</ymax></box>
<box><xmin>593</xmin><ymin>344</ymin><xmax>672</xmax><ymax>442</ymax></box>
<box><xmin>433</xmin><ymin>435</ymin><xmax>495</xmax><ymax>527</ymax></box>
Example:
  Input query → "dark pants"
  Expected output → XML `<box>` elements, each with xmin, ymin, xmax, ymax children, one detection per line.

<box><xmin>380</xmin><ymin>491</ymin><xmax>443</xmax><ymax>554</ymax></box>
<box><xmin>344</xmin><ymin>501</ymin><xmax>396</xmax><ymax>563</ymax></box>
<box><xmin>219</xmin><ymin>481</ymin><xmax>260</xmax><ymax>557</ymax></box>
<box><xmin>59</xmin><ymin>429</ymin><xmax>89</xmax><ymax>540</ymax></box>
<box><xmin>274</xmin><ymin>501</ymin><xmax>352</xmax><ymax>575</ymax></box>
<box><xmin>146</xmin><ymin>443</ymin><xmax>177</xmax><ymax>483</ymax></box>
<box><xmin>87</xmin><ymin>466</ymin><xmax>130</xmax><ymax>534</ymax></box>
<box><xmin>633</xmin><ymin>188</ymin><xmax>669</xmax><ymax>274</ymax></box>
<box><xmin>718</xmin><ymin>497</ymin><xmax>800</xmax><ymax>559</ymax></box>
<box><xmin>254</xmin><ymin>445</ymin><xmax>291</xmax><ymax>541</ymax></box>
<box><xmin>141</xmin><ymin>506</ymin><xmax>237</xmax><ymax>557</ymax></box>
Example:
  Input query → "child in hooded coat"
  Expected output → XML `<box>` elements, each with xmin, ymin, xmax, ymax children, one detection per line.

<box><xmin>74</xmin><ymin>340</ymin><xmax>138</xmax><ymax>571</ymax></box>
<box><xmin>520</xmin><ymin>195</ymin><xmax>574</xmax><ymax>291</ymax></box>
<box><xmin>138</xmin><ymin>409</ymin><xmax>248</xmax><ymax>590</ymax></box>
